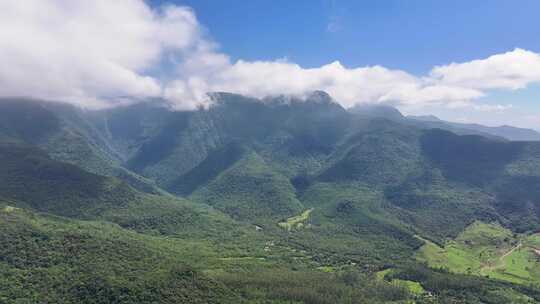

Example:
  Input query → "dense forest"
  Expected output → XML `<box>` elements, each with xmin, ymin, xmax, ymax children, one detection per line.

<box><xmin>1</xmin><ymin>94</ymin><xmax>540</xmax><ymax>303</ymax></box>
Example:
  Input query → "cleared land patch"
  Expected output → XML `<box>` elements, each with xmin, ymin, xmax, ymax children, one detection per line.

<box><xmin>415</xmin><ymin>221</ymin><xmax>540</xmax><ymax>285</ymax></box>
<box><xmin>2</xmin><ymin>206</ymin><xmax>17</xmax><ymax>213</ymax></box>
<box><xmin>278</xmin><ymin>208</ymin><xmax>313</xmax><ymax>231</ymax></box>
<box><xmin>375</xmin><ymin>269</ymin><xmax>425</xmax><ymax>295</ymax></box>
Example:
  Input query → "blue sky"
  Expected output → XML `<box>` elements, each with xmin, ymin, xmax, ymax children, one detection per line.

<box><xmin>152</xmin><ymin>0</ymin><xmax>540</xmax><ymax>73</ymax></box>
<box><xmin>144</xmin><ymin>0</ymin><xmax>540</xmax><ymax>129</ymax></box>
<box><xmin>3</xmin><ymin>1</ymin><xmax>539</xmax><ymax>129</ymax></box>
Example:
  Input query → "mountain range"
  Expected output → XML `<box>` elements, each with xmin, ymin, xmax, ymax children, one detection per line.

<box><xmin>1</xmin><ymin>92</ymin><xmax>540</xmax><ymax>303</ymax></box>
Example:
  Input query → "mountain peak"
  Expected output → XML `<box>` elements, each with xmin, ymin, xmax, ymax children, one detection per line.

<box><xmin>304</xmin><ymin>90</ymin><xmax>333</xmax><ymax>104</ymax></box>
<box><xmin>348</xmin><ymin>103</ymin><xmax>404</xmax><ymax>121</ymax></box>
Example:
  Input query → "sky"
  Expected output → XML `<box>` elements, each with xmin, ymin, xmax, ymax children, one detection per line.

<box><xmin>1</xmin><ymin>0</ymin><xmax>540</xmax><ymax>129</ymax></box>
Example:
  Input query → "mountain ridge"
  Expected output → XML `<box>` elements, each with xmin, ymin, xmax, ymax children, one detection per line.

<box><xmin>2</xmin><ymin>93</ymin><xmax>540</xmax><ymax>303</ymax></box>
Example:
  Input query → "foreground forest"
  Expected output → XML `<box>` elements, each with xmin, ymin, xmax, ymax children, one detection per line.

<box><xmin>1</xmin><ymin>93</ymin><xmax>540</xmax><ymax>303</ymax></box>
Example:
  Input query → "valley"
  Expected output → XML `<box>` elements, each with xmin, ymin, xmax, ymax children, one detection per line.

<box><xmin>3</xmin><ymin>1</ymin><xmax>540</xmax><ymax>302</ymax></box>
<box><xmin>1</xmin><ymin>95</ymin><xmax>540</xmax><ymax>303</ymax></box>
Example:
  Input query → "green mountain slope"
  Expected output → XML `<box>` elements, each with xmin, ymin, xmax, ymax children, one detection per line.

<box><xmin>69</xmin><ymin>92</ymin><xmax>540</xmax><ymax>249</ymax></box>
<box><xmin>79</xmin><ymin>92</ymin><xmax>349</xmax><ymax>190</ymax></box>
<box><xmin>169</xmin><ymin>142</ymin><xmax>246</xmax><ymax>196</ymax></box>
<box><xmin>407</xmin><ymin>113</ymin><xmax>540</xmax><ymax>141</ymax></box>
<box><xmin>295</xmin><ymin>182</ymin><xmax>423</xmax><ymax>267</ymax></box>
<box><xmin>0</xmin><ymin>207</ymin><xmax>239</xmax><ymax>304</ymax></box>
<box><xmin>0</xmin><ymin>142</ymin><xmax>246</xmax><ymax>239</ymax></box>
<box><xmin>0</xmin><ymin>98</ymin><xmax>162</xmax><ymax>194</ymax></box>
<box><xmin>2</xmin><ymin>93</ymin><xmax>540</xmax><ymax>303</ymax></box>
<box><xmin>318</xmin><ymin>119</ymin><xmax>423</xmax><ymax>186</ymax></box>
<box><xmin>191</xmin><ymin>151</ymin><xmax>304</xmax><ymax>221</ymax></box>
<box><xmin>416</xmin><ymin>221</ymin><xmax>540</xmax><ymax>285</ymax></box>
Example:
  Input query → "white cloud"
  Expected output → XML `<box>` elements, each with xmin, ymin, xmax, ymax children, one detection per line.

<box><xmin>166</xmin><ymin>59</ymin><xmax>486</xmax><ymax>109</ymax></box>
<box><xmin>0</xmin><ymin>0</ymin><xmax>538</xmax><ymax>117</ymax></box>
<box><xmin>0</xmin><ymin>0</ymin><xmax>204</xmax><ymax>107</ymax></box>
<box><xmin>430</xmin><ymin>48</ymin><xmax>540</xmax><ymax>90</ymax></box>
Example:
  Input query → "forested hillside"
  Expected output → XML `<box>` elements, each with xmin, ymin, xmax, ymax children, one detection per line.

<box><xmin>1</xmin><ymin>94</ymin><xmax>540</xmax><ymax>303</ymax></box>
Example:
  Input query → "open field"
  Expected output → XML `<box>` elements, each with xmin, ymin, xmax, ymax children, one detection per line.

<box><xmin>278</xmin><ymin>208</ymin><xmax>314</xmax><ymax>231</ymax></box>
<box><xmin>416</xmin><ymin>221</ymin><xmax>540</xmax><ymax>285</ymax></box>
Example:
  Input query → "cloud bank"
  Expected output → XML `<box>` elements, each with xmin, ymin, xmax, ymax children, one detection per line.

<box><xmin>1</xmin><ymin>0</ymin><xmax>540</xmax><ymax>115</ymax></box>
<box><xmin>0</xmin><ymin>0</ymin><xmax>204</xmax><ymax>107</ymax></box>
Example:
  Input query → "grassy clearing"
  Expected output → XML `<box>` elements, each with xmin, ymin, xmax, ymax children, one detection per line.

<box><xmin>2</xmin><ymin>206</ymin><xmax>17</xmax><ymax>213</ymax></box>
<box><xmin>375</xmin><ymin>268</ymin><xmax>392</xmax><ymax>280</ymax></box>
<box><xmin>393</xmin><ymin>279</ymin><xmax>425</xmax><ymax>295</ymax></box>
<box><xmin>278</xmin><ymin>208</ymin><xmax>313</xmax><ymax>231</ymax></box>
<box><xmin>486</xmin><ymin>233</ymin><xmax>540</xmax><ymax>284</ymax></box>
<box><xmin>416</xmin><ymin>221</ymin><xmax>540</xmax><ymax>285</ymax></box>
<box><xmin>316</xmin><ymin>266</ymin><xmax>335</xmax><ymax>273</ymax></box>
<box><xmin>489</xmin><ymin>248</ymin><xmax>534</xmax><ymax>283</ymax></box>
<box><xmin>375</xmin><ymin>268</ymin><xmax>425</xmax><ymax>295</ymax></box>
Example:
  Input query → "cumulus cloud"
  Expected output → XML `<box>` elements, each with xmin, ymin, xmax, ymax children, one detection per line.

<box><xmin>0</xmin><ymin>0</ymin><xmax>204</xmax><ymax>107</ymax></box>
<box><xmin>0</xmin><ymin>0</ymin><xmax>539</xmax><ymax>114</ymax></box>
<box><xmin>430</xmin><ymin>48</ymin><xmax>540</xmax><ymax>90</ymax></box>
<box><xmin>168</xmin><ymin>48</ymin><xmax>540</xmax><ymax>110</ymax></box>
<box><xmin>166</xmin><ymin>59</ymin><xmax>486</xmax><ymax>109</ymax></box>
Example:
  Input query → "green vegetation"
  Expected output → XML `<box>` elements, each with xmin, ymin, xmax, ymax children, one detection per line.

<box><xmin>170</xmin><ymin>142</ymin><xmax>246</xmax><ymax>195</ymax></box>
<box><xmin>293</xmin><ymin>182</ymin><xmax>423</xmax><ymax>267</ymax></box>
<box><xmin>0</xmin><ymin>142</ymin><xmax>255</xmax><ymax>243</ymax></box>
<box><xmin>416</xmin><ymin>221</ymin><xmax>540</xmax><ymax>286</ymax></box>
<box><xmin>278</xmin><ymin>208</ymin><xmax>313</xmax><ymax>231</ymax></box>
<box><xmin>387</xmin><ymin>264</ymin><xmax>540</xmax><ymax>303</ymax></box>
<box><xmin>395</xmin><ymin>279</ymin><xmax>425</xmax><ymax>295</ymax></box>
<box><xmin>0</xmin><ymin>202</ymin><xmax>422</xmax><ymax>304</ymax></box>
<box><xmin>0</xmin><ymin>98</ymin><xmax>163</xmax><ymax>194</ymax></box>
<box><xmin>216</xmin><ymin>268</ymin><xmax>413</xmax><ymax>304</ymax></box>
<box><xmin>376</xmin><ymin>269</ymin><xmax>425</xmax><ymax>295</ymax></box>
<box><xmin>191</xmin><ymin>151</ymin><xmax>303</xmax><ymax>221</ymax></box>
<box><xmin>0</xmin><ymin>207</ymin><xmax>240</xmax><ymax>303</ymax></box>
<box><xmin>2</xmin><ymin>96</ymin><xmax>540</xmax><ymax>303</ymax></box>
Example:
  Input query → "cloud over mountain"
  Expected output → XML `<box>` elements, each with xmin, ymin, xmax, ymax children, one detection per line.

<box><xmin>0</xmin><ymin>0</ymin><xmax>203</xmax><ymax>107</ymax></box>
<box><xmin>1</xmin><ymin>0</ymin><xmax>539</xmax><ymax>113</ymax></box>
